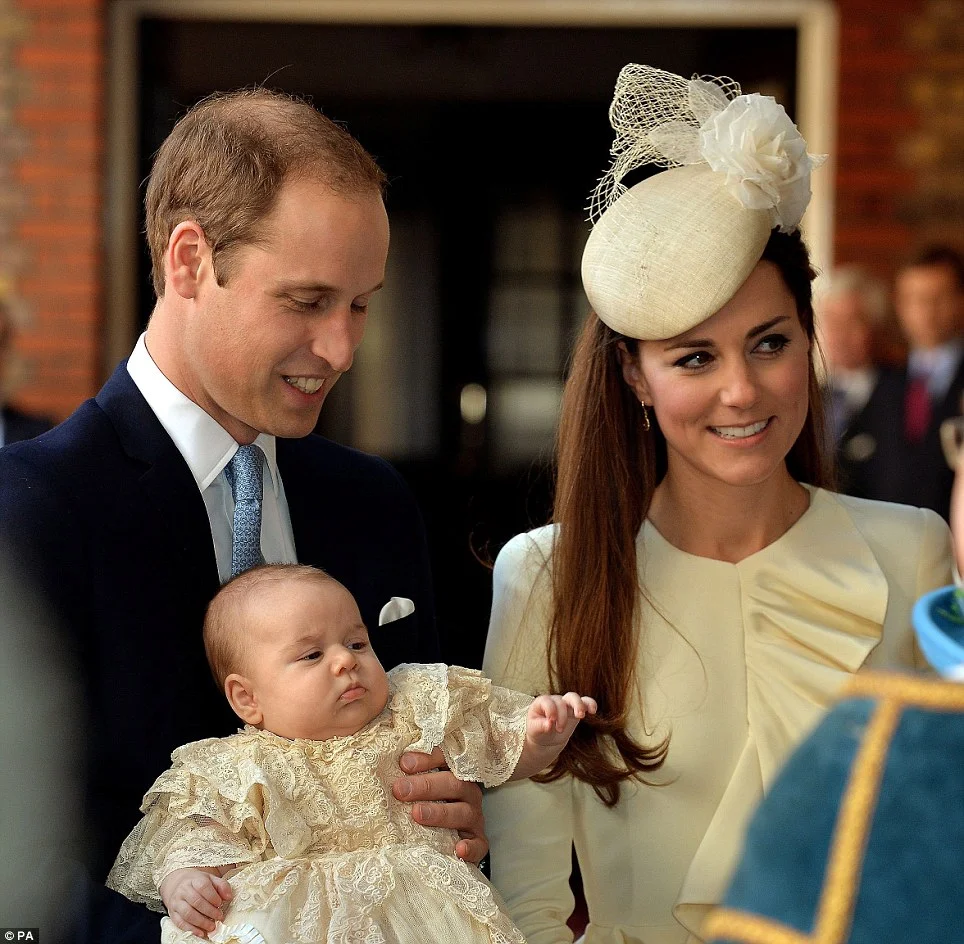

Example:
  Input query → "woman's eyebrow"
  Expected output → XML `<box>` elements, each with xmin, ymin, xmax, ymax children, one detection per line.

<box><xmin>663</xmin><ymin>336</ymin><xmax>714</xmax><ymax>352</ymax></box>
<box><xmin>663</xmin><ymin>315</ymin><xmax>792</xmax><ymax>352</ymax></box>
<box><xmin>746</xmin><ymin>316</ymin><xmax>791</xmax><ymax>340</ymax></box>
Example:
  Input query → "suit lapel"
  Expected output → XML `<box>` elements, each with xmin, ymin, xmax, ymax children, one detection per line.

<box><xmin>933</xmin><ymin>351</ymin><xmax>964</xmax><ymax>422</ymax></box>
<box><xmin>95</xmin><ymin>363</ymin><xmax>220</xmax><ymax>593</ymax></box>
<box><xmin>277</xmin><ymin>436</ymin><xmax>321</xmax><ymax>566</ymax></box>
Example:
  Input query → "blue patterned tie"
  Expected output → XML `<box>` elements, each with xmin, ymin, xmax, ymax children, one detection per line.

<box><xmin>224</xmin><ymin>444</ymin><xmax>266</xmax><ymax>578</ymax></box>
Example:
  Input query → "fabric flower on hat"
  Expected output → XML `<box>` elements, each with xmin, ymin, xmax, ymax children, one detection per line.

<box><xmin>699</xmin><ymin>94</ymin><xmax>825</xmax><ymax>233</ymax></box>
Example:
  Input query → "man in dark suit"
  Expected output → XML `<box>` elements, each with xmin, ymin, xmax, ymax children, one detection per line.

<box><xmin>816</xmin><ymin>266</ymin><xmax>891</xmax><ymax>470</ymax></box>
<box><xmin>835</xmin><ymin>246</ymin><xmax>964</xmax><ymax>520</ymax></box>
<box><xmin>0</xmin><ymin>299</ymin><xmax>53</xmax><ymax>445</ymax></box>
<box><xmin>1</xmin><ymin>404</ymin><xmax>50</xmax><ymax>443</ymax></box>
<box><xmin>0</xmin><ymin>90</ymin><xmax>483</xmax><ymax>941</ymax></box>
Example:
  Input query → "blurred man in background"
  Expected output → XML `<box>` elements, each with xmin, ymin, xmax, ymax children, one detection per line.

<box><xmin>0</xmin><ymin>297</ymin><xmax>52</xmax><ymax>446</ymax></box>
<box><xmin>817</xmin><ymin>266</ymin><xmax>894</xmax><ymax>493</ymax></box>
<box><xmin>829</xmin><ymin>246</ymin><xmax>964</xmax><ymax>519</ymax></box>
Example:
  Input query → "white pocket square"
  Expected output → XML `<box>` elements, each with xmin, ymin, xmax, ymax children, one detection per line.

<box><xmin>378</xmin><ymin>596</ymin><xmax>415</xmax><ymax>626</ymax></box>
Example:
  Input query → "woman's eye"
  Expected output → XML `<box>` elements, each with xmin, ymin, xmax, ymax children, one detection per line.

<box><xmin>351</xmin><ymin>302</ymin><xmax>370</xmax><ymax>314</ymax></box>
<box><xmin>675</xmin><ymin>350</ymin><xmax>713</xmax><ymax>369</ymax></box>
<box><xmin>756</xmin><ymin>334</ymin><xmax>790</xmax><ymax>354</ymax></box>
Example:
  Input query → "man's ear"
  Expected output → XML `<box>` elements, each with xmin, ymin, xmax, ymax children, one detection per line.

<box><xmin>224</xmin><ymin>673</ymin><xmax>262</xmax><ymax>726</ymax></box>
<box><xmin>166</xmin><ymin>220</ymin><xmax>210</xmax><ymax>300</ymax></box>
<box><xmin>616</xmin><ymin>341</ymin><xmax>653</xmax><ymax>404</ymax></box>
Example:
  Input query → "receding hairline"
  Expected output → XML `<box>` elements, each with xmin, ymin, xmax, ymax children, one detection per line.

<box><xmin>146</xmin><ymin>85</ymin><xmax>387</xmax><ymax>297</ymax></box>
<box><xmin>187</xmin><ymin>89</ymin><xmax>386</xmax><ymax>193</ymax></box>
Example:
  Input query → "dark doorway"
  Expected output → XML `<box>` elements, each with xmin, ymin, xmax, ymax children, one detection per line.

<box><xmin>136</xmin><ymin>18</ymin><xmax>798</xmax><ymax>667</ymax></box>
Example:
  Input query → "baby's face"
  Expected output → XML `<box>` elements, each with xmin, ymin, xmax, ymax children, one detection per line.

<box><xmin>240</xmin><ymin>578</ymin><xmax>390</xmax><ymax>740</ymax></box>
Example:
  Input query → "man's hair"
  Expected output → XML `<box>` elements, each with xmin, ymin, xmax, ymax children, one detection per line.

<box><xmin>818</xmin><ymin>265</ymin><xmax>891</xmax><ymax>326</ymax></box>
<box><xmin>203</xmin><ymin>563</ymin><xmax>341</xmax><ymax>690</ymax></box>
<box><xmin>145</xmin><ymin>87</ymin><xmax>387</xmax><ymax>297</ymax></box>
<box><xmin>901</xmin><ymin>245</ymin><xmax>964</xmax><ymax>291</ymax></box>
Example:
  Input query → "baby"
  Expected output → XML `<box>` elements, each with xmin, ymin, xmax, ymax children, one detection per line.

<box><xmin>107</xmin><ymin>563</ymin><xmax>595</xmax><ymax>944</ymax></box>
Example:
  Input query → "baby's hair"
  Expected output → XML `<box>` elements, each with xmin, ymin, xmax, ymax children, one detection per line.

<box><xmin>203</xmin><ymin>563</ymin><xmax>343</xmax><ymax>690</ymax></box>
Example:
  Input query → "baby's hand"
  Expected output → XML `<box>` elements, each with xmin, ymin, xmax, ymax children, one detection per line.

<box><xmin>527</xmin><ymin>693</ymin><xmax>598</xmax><ymax>749</ymax></box>
<box><xmin>159</xmin><ymin>867</ymin><xmax>233</xmax><ymax>939</ymax></box>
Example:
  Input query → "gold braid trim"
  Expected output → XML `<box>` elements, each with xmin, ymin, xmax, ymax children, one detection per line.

<box><xmin>701</xmin><ymin>693</ymin><xmax>906</xmax><ymax>944</ymax></box>
<box><xmin>702</xmin><ymin>909</ymin><xmax>810</xmax><ymax>943</ymax></box>
<box><xmin>811</xmin><ymin>696</ymin><xmax>901</xmax><ymax>941</ymax></box>
<box><xmin>843</xmin><ymin>671</ymin><xmax>964</xmax><ymax>711</ymax></box>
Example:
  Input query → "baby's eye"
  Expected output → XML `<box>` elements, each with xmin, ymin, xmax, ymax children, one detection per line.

<box><xmin>301</xmin><ymin>650</ymin><xmax>322</xmax><ymax>661</ymax></box>
<box><xmin>348</xmin><ymin>641</ymin><xmax>368</xmax><ymax>651</ymax></box>
<box><xmin>675</xmin><ymin>350</ymin><xmax>713</xmax><ymax>369</ymax></box>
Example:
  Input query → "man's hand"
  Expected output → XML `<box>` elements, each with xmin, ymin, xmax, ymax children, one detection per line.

<box><xmin>159</xmin><ymin>867</ymin><xmax>232</xmax><ymax>938</ymax></box>
<box><xmin>392</xmin><ymin>746</ymin><xmax>488</xmax><ymax>864</ymax></box>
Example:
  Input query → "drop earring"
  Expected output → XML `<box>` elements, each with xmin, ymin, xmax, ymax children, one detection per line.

<box><xmin>640</xmin><ymin>401</ymin><xmax>651</xmax><ymax>431</ymax></box>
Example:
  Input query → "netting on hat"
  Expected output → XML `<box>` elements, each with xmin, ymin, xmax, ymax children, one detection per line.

<box><xmin>589</xmin><ymin>65</ymin><xmax>742</xmax><ymax>223</ymax></box>
<box><xmin>588</xmin><ymin>63</ymin><xmax>825</xmax><ymax>233</ymax></box>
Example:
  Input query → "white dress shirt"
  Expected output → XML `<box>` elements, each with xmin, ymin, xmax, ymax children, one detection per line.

<box><xmin>908</xmin><ymin>340</ymin><xmax>964</xmax><ymax>404</ymax></box>
<box><xmin>127</xmin><ymin>333</ymin><xmax>298</xmax><ymax>583</ymax></box>
<box><xmin>830</xmin><ymin>366</ymin><xmax>878</xmax><ymax>418</ymax></box>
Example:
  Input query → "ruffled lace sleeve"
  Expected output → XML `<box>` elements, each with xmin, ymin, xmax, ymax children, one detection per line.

<box><xmin>106</xmin><ymin>734</ymin><xmax>295</xmax><ymax>911</ymax></box>
<box><xmin>390</xmin><ymin>663</ymin><xmax>532</xmax><ymax>787</ymax></box>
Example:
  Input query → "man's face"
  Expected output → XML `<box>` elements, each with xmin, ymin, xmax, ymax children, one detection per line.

<box><xmin>894</xmin><ymin>263</ymin><xmax>964</xmax><ymax>351</ymax></box>
<box><xmin>818</xmin><ymin>291</ymin><xmax>874</xmax><ymax>372</ymax></box>
<box><xmin>182</xmin><ymin>177</ymin><xmax>390</xmax><ymax>443</ymax></box>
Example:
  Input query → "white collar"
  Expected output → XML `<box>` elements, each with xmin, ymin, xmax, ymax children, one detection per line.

<box><xmin>126</xmin><ymin>333</ymin><xmax>281</xmax><ymax>494</ymax></box>
<box><xmin>908</xmin><ymin>340</ymin><xmax>962</xmax><ymax>376</ymax></box>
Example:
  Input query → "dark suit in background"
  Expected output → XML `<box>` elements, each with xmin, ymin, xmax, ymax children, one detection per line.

<box><xmin>0</xmin><ymin>365</ymin><xmax>437</xmax><ymax>935</ymax></box>
<box><xmin>1</xmin><ymin>403</ymin><xmax>53</xmax><ymax>445</ymax></box>
<box><xmin>835</xmin><ymin>359</ymin><xmax>964</xmax><ymax>521</ymax></box>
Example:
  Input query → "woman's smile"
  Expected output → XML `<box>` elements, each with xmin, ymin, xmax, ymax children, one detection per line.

<box><xmin>709</xmin><ymin>417</ymin><xmax>773</xmax><ymax>441</ymax></box>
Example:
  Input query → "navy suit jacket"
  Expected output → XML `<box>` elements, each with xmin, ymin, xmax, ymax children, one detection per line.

<box><xmin>0</xmin><ymin>364</ymin><xmax>438</xmax><ymax>940</ymax></box>
<box><xmin>836</xmin><ymin>360</ymin><xmax>964</xmax><ymax>521</ymax></box>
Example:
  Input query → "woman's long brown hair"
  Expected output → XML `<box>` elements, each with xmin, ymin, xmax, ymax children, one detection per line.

<box><xmin>535</xmin><ymin>228</ymin><xmax>833</xmax><ymax>806</ymax></box>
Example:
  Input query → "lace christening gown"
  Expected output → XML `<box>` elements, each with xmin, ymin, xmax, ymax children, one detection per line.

<box><xmin>107</xmin><ymin>663</ymin><xmax>532</xmax><ymax>944</ymax></box>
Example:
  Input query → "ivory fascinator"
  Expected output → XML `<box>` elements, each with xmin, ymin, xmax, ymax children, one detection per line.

<box><xmin>582</xmin><ymin>64</ymin><xmax>826</xmax><ymax>340</ymax></box>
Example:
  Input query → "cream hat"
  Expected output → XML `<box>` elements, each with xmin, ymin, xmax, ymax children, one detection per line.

<box><xmin>582</xmin><ymin>64</ymin><xmax>826</xmax><ymax>341</ymax></box>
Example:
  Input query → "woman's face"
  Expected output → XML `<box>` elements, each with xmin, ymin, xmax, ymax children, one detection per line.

<box><xmin>620</xmin><ymin>261</ymin><xmax>812</xmax><ymax>492</ymax></box>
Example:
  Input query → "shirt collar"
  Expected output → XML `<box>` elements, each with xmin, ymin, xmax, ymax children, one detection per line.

<box><xmin>909</xmin><ymin>340</ymin><xmax>962</xmax><ymax>377</ymax></box>
<box><xmin>126</xmin><ymin>333</ymin><xmax>281</xmax><ymax>495</ymax></box>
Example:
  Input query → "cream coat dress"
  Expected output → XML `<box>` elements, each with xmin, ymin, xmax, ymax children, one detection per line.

<box><xmin>482</xmin><ymin>489</ymin><xmax>953</xmax><ymax>944</ymax></box>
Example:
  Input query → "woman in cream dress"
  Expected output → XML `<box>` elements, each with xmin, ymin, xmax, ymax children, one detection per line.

<box><xmin>482</xmin><ymin>64</ymin><xmax>954</xmax><ymax>944</ymax></box>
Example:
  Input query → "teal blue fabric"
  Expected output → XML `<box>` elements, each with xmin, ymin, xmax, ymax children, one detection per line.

<box><xmin>914</xmin><ymin>584</ymin><xmax>964</xmax><ymax>677</ymax></box>
<box><xmin>711</xmin><ymin>694</ymin><xmax>964</xmax><ymax>943</ymax></box>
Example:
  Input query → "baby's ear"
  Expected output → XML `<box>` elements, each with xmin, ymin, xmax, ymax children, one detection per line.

<box><xmin>224</xmin><ymin>674</ymin><xmax>262</xmax><ymax>726</ymax></box>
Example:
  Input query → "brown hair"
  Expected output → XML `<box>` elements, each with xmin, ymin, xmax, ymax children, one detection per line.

<box><xmin>538</xmin><ymin>228</ymin><xmax>832</xmax><ymax>806</ymax></box>
<box><xmin>145</xmin><ymin>88</ymin><xmax>387</xmax><ymax>297</ymax></box>
<box><xmin>901</xmin><ymin>244</ymin><xmax>964</xmax><ymax>291</ymax></box>
<box><xmin>203</xmin><ymin>563</ymin><xmax>341</xmax><ymax>690</ymax></box>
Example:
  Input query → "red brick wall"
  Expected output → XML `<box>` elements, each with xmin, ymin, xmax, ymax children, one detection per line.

<box><xmin>835</xmin><ymin>0</ymin><xmax>964</xmax><ymax>281</ymax></box>
<box><xmin>834</xmin><ymin>0</ymin><xmax>924</xmax><ymax>276</ymax></box>
<box><xmin>9</xmin><ymin>0</ymin><xmax>102</xmax><ymax>422</ymax></box>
